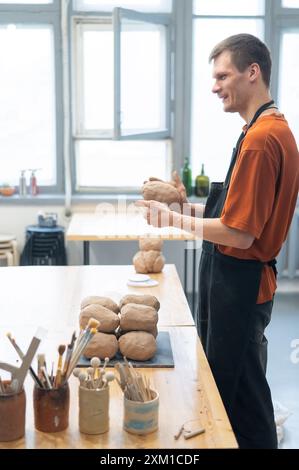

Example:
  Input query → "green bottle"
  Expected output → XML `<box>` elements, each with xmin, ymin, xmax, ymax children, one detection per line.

<box><xmin>181</xmin><ymin>157</ymin><xmax>192</xmax><ymax>197</ymax></box>
<box><xmin>195</xmin><ymin>164</ymin><xmax>210</xmax><ymax>197</ymax></box>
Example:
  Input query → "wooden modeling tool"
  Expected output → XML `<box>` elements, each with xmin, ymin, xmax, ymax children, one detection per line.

<box><xmin>0</xmin><ymin>327</ymin><xmax>47</xmax><ymax>392</ymax></box>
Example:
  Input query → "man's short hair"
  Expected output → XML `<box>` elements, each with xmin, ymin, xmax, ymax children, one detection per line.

<box><xmin>209</xmin><ymin>34</ymin><xmax>272</xmax><ymax>88</ymax></box>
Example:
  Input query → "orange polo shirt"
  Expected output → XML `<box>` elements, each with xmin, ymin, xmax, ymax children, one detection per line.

<box><xmin>218</xmin><ymin>114</ymin><xmax>299</xmax><ymax>303</ymax></box>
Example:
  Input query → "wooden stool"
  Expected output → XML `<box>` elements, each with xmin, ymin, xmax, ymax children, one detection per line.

<box><xmin>0</xmin><ymin>234</ymin><xmax>19</xmax><ymax>266</ymax></box>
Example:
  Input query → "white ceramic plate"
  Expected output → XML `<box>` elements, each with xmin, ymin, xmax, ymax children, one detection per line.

<box><xmin>127</xmin><ymin>279</ymin><xmax>159</xmax><ymax>287</ymax></box>
<box><xmin>128</xmin><ymin>274</ymin><xmax>151</xmax><ymax>282</ymax></box>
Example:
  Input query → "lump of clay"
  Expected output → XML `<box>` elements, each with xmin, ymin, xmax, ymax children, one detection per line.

<box><xmin>80</xmin><ymin>296</ymin><xmax>119</xmax><ymax>314</ymax></box>
<box><xmin>133</xmin><ymin>250</ymin><xmax>165</xmax><ymax>274</ymax></box>
<box><xmin>83</xmin><ymin>332</ymin><xmax>118</xmax><ymax>359</ymax></box>
<box><xmin>142</xmin><ymin>181</ymin><xmax>181</xmax><ymax>206</ymax></box>
<box><xmin>119</xmin><ymin>294</ymin><xmax>160</xmax><ymax>312</ymax></box>
<box><xmin>120</xmin><ymin>303</ymin><xmax>158</xmax><ymax>332</ymax></box>
<box><xmin>80</xmin><ymin>304</ymin><xmax>120</xmax><ymax>333</ymax></box>
<box><xmin>119</xmin><ymin>331</ymin><xmax>157</xmax><ymax>361</ymax></box>
<box><xmin>139</xmin><ymin>238</ymin><xmax>163</xmax><ymax>252</ymax></box>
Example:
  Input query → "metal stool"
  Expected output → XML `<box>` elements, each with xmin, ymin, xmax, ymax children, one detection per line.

<box><xmin>20</xmin><ymin>226</ymin><xmax>67</xmax><ymax>266</ymax></box>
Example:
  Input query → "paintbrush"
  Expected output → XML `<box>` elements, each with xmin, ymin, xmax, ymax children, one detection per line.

<box><xmin>61</xmin><ymin>331</ymin><xmax>76</xmax><ymax>382</ymax></box>
<box><xmin>66</xmin><ymin>318</ymin><xmax>99</xmax><ymax>380</ymax></box>
<box><xmin>6</xmin><ymin>332</ymin><xmax>43</xmax><ymax>388</ymax></box>
<box><xmin>54</xmin><ymin>344</ymin><xmax>66</xmax><ymax>388</ymax></box>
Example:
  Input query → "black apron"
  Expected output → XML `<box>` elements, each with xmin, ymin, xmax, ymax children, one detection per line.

<box><xmin>197</xmin><ymin>101</ymin><xmax>278</xmax><ymax>448</ymax></box>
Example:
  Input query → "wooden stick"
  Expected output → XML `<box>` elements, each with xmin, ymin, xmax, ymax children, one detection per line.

<box><xmin>184</xmin><ymin>427</ymin><xmax>205</xmax><ymax>439</ymax></box>
<box><xmin>174</xmin><ymin>424</ymin><xmax>184</xmax><ymax>440</ymax></box>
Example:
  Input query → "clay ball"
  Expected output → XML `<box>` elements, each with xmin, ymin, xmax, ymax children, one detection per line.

<box><xmin>119</xmin><ymin>294</ymin><xmax>160</xmax><ymax>312</ymax></box>
<box><xmin>83</xmin><ymin>332</ymin><xmax>118</xmax><ymax>360</ymax></box>
<box><xmin>80</xmin><ymin>296</ymin><xmax>119</xmax><ymax>314</ymax></box>
<box><xmin>142</xmin><ymin>181</ymin><xmax>181</xmax><ymax>206</ymax></box>
<box><xmin>119</xmin><ymin>331</ymin><xmax>157</xmax><ymax>361</ymax></box>
<box><xmin>139</xmin><ymin>238</ymin><xmax>163</xmax><ymax>252</ymax></box>
<box><xmin>80</xmin><ymin>304</ymin><xmax>120</xmax><ymax>333</ymax></box>
<box><xmin>120</xmin><ymin>303</ymin><xmax>158</xmax><ymax>332</ymax></box>
<box><xmin>133</xmin><ymin>250</ymin><xmax>165</xmax><ymax>274</ymax></box>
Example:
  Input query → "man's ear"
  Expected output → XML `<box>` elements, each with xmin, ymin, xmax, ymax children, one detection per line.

<box><xmin>248</xmin><ymin>63</ymin><xmax>260</xmax><ymax>82</ymax></box>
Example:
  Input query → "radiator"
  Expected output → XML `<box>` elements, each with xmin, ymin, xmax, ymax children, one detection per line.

<box><xmin>277</xmin><ymin>206</ymin><xmax>299</xmax><ymax>279</ymax></box>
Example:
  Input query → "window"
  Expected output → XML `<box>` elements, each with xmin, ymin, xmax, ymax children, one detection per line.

<box><xmin>72</xmin><ymin>3</ymin><xmax>171</xmax><ymax>190</ymax></box>
<box><xmin>191</xmin><ymin>3</ymin><xmax>264</xmax><ymax>181</ymax></box>
<box><xmin>278</xmin><ymin>30</ymin><xmax>299</xmax><ymax>146</ymax></box>
<box><xmin>0</xmin><ymin>25</ymin><xmax>56</xmax><ymax>186</ymax></box>
<box><xmin>0</xmin><ymin>1</ymin><xmax>60</xmax><ymax>191</ymax></box>
<box><xmin>73</xmin><ymin>0</ymin><xmax>172</xmax><ymax>13</ymax></box>
<box><xmin>193</xmin><ymin>0</ymin><xmax>264</xmax><ymax>16</ymax></box>
<box><xmin>282</xmin><ymin>0</ymin><xmax>299</xmax><ymax>7</ymax></box>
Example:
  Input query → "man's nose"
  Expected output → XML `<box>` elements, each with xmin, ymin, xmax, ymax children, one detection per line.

<box><xmin>212</xmin><ymin>81</ymin><xmax>220</xmax><ymax>94</ymax></box>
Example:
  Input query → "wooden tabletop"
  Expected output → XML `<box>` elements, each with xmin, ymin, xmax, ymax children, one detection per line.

<box><xmin>66</xmin><ymin>211</ymin><xmax>197</xmax><ymax>241</ymax></box>
<box><xmin>0</xmin><ymin>265</ymin><xmax>237</xmax><ymax>449</ymax></box>
<box><xmin>0</xmin><ymin>265</ymin><xmax>194</xmax><ymax>328</ymax></box>
<box><xmin>0</xmin><ymin>326</ymin><xmax>237</xmax><ymax>449</ymax></box>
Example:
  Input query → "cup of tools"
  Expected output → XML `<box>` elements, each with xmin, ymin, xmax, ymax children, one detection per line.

<box><xmin>0</xmin><ymin>380</ymin><xmax>26</xmax><ymax>442</ymax></box>
<box><xmin>123</xmin><ymin>389</ymin><xmax>159</xmax><ymax>435</ymax></box>
<box><xmin>79</xmin><ymin>385</ymin><xmax>109</xmax><ymax>434</ymax></box>
<box><xmin>33</xmin><ymin>381</ymin><xmax>70</xmax><ymax>433</ymax></box>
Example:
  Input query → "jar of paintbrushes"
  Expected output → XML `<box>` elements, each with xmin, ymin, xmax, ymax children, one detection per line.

<box><xmin>74</xmin><ymin>357</ymin><xmax>114</xmax><ymax>434</ymax></box>
<box><xmin>0</xmin><ymin>380</ymin><xmax>26</xmax><ymax>441</ymax></box>
<box><xmin>115</xmin><ymin>358</ymin><xmax>159</xmax><ymax>435</ymax></box>
<box><xmin>0</xmin><ymin>328</ymin><xmax>46</xmax><ymax>441</ymax></box>
<box><xmin>33</xmin><ymin>318</ymin><xmax>99</xmax><ymax>433</ymax></box>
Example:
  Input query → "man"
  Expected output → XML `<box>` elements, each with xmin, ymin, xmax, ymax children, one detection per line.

<box><xmin>136</xmin><ymin>34</ymin><xmax>299</xmax><ymax>449</ymax></box>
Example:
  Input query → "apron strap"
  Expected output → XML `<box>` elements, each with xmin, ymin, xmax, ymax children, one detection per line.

<box><xmin>224</xmin><ymin>100</ymin><xmax>276</xmax><ymax>189</ymax></box>
<box><xmin>266</xmin><ymin>258</ymin><xmax>278</xmax><ymax>278</ymax></box>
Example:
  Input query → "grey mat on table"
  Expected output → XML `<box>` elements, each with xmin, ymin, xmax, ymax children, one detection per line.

<box><xmin>77</xmin><ymin>331</ymin><xmax>174</xmax><ymax>368</ymax></box>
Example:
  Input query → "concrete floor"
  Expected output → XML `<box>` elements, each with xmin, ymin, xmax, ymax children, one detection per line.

<box><xmin>188</xmin><ymin>278</ymin><xmax>299</xmax><ymax>449</ymax></box>
<box><xmin>267</xmin><ymin>283</ymin><xmax>299</xmax><ymax>449</ymax></box>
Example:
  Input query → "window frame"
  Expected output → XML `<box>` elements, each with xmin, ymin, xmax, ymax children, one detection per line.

<box><xmin>70</xmin><ymin>2</ymin><xmax>173</xmax><ymax>193</ymax></box>
<box><xmin>0</xmin><ymin>0</ymin><xmax>64</xmax><ymax>194</ymax></box>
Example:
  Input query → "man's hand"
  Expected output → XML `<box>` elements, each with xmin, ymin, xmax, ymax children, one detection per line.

<box><xmin>143</xmin><ymin>171</ymin><xmax>188</xmax><ymax>206</ymax></box>
<box><xmin>135</xmin><ymin>200</ymin><xmax>177</xmax><ymax>228</ymax></box>
<box><xmin>172</xmin><ymin>171</ymin><xmax>188</xmax><ymax>205</ymax></box>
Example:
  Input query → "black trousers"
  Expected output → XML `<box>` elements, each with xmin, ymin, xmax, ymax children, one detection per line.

<box><xmin>230</xmin><ymin>299</ymin><xmax>277</xmax><ymax>449</ymax></box>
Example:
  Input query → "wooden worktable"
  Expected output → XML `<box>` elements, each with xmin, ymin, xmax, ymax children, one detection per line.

<box><xmin>0</xmin><ymin>265</ymin><xmax>237</xmax><ymax>449</ymax></box>
<box><xmin>66</xmin><ymin>211</ymin><xmax>197</xmax><ymax>241</ymax></box>
<box><xmin>0</xmin><ymin>264</ymin><xmax>193</xmax><ymax>328</ymax></box>
<box><xmin>66</xmin><ymin>211</ymin><xmax>200</xmax><ymax>314</ymax></box>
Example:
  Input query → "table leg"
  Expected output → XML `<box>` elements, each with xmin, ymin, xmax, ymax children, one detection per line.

<box><xmin>83</xmin><ymin>241</ymin><xmax>90</xmax><ymax>265</ymax></box>
<box><xmin>184</xmin><ymin>242</ymin><xmax>188</xmax><ymax>295</ymax></box>
<box><xmin>192</xmin><ymin>243</ymin><xmax>197</xmax><ymax>317</ymax></box>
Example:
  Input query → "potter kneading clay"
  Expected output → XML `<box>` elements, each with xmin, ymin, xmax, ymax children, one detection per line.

<box><xmin>142</xmin><ymin>181</ymin><xmax>181</xmax><ymax>206</ymax></box>
<box><xmin>80</xmin><ymin>296</ymin><xmax>119</xmax><ymax>314</ymax></box>
<box><xmin>119</xmin><ymin>294</ymin><xmax>160</xmax><ymax>312</ymax></box>
<box><xmin>119</xmin><ymin>331</ymin><xmax>157</xmax><ymax>361</ymax></box>
<box><xmin>133</xmin><ymin>250</ymin><xmax>165</xmax><ymax>274</ymax></box>
<box><xmin>80</xmin><ymin>304</ymin><xmax>120</xmax><ymax>333</ymax></box>
<box><xmin>120</xmin><ymin>303</ymin><xmax>158</xmax><ymax>332</ymax></box>
<box><xmin>139</xmin><ymin>238</ymin><xmax>163</xmax><ymax>252</ymax></box>
<box><xmin>83</xmin><ymin>332</ymin><xmax>119</xmax><ymax>359</ymax></box>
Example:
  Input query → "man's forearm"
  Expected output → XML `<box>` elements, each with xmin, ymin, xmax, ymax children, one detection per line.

<box><xmin>172</xmin><ymin>213</ymin><xmax>253</xmax><ymax>249</ymax></box>
<box><xmin>181</xmin><ymin>202</ymin><xmax>205</xmax><ymax>218</ymax></box>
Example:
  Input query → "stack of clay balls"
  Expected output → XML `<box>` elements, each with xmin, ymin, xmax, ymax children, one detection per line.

<box><xmin>79</xmin><ymin>294</ymin><xmax>160</xmax><ymax>361</ymax></box>
<box><xmin>133</xmin><ymin>238</ymin><xmax>165</xmax><ymax>274</ymax></box>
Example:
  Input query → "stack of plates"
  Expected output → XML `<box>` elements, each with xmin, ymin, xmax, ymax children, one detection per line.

<box><xmin>127</xmin><ymin>274</ymin><xmax>158</xmax><ymax>287</ymax></box>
